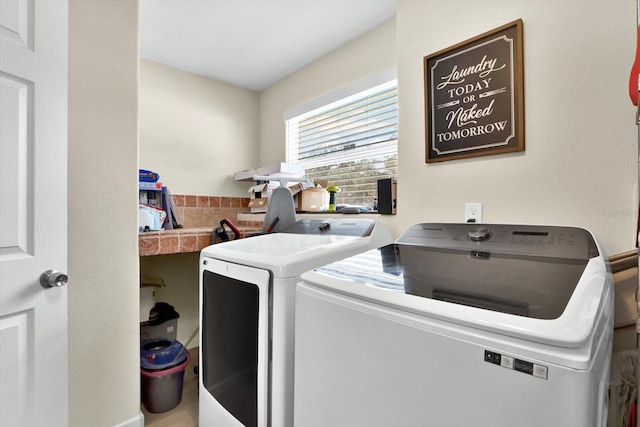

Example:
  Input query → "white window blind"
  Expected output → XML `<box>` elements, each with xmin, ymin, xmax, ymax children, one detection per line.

<box><xmin>286</xmin><ymin>80</ymin><xmax>398</xmax><ymax>206</ymax></box>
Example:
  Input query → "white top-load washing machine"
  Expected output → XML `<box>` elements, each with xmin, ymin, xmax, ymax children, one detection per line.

<box><xmin>198</xmin><ymin>219</ymin><xmax>392</xmax><ymax>427</ymax></box>
<box><xmin>294</xmin><ymin>223</ymin><xmax>614</xmax><ymax>427</ymax></box>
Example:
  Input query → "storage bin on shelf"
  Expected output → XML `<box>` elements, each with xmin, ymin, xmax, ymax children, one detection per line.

<box><xmin>140</xmin><ymin>302</ymin><xmax>179</xmax><ymax>342</ymax></box>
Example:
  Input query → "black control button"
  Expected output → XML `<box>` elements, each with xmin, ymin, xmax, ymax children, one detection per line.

<box><xmin>484</xmin><ymin>350</ymin><xmax>501</xmax><ymax>365</ymax></box>
<box><xmin>514</xmin><ymin>359</ymin><xmax>534</xmax><ymax>375</ymax></box>
<box><xmin>318</xmin><ymin>222</ymin><xmax>331</xmax><ymax>231</ymax></box>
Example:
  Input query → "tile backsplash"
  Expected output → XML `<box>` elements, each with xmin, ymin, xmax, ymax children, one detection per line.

<box><xmin>172</xmin><ymin>194</ymin><xmax>251</xmax><ymax>228</ymax></box>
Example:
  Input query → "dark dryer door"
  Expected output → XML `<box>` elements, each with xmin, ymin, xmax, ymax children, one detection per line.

<box><xmin>201</xmin><ymin>258</ymin><xmax>271</xmax><ymax>427</ymax></box>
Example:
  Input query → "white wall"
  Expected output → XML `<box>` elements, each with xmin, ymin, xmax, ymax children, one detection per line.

<box><xmin>139</xmin><ymin>60</ymin><xmax>259</xmax><ymax>196</ymax></box>
<box><xmin>397</xmin><ymin>0</ymin><xmax>636</xmax><ymax>256</ymax></box>
<box><xmin>68</xmin><ymin>1</ymin><xmax>141</xmax><ymax>426</ymax></box>
<box><xmin>258</xmin><ymin>18</ymin><xmax>397</xmax><ymax>164</ymax></box>
<box><xmin>259</xmin><ymin>1</ymin><xmax>637</xmax><ymax>256</ymax></box>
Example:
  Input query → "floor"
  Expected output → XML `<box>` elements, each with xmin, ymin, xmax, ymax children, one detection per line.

<box><xmin>142</xmin><ymin>347</ymin><xmax>199</xmax><ymax>427</ymax></box>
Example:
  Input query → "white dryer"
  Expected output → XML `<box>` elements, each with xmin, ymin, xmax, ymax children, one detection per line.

<box><xmin>294</xmin><ymin>223</ymin><xmax>614</xmax><ymax>427</ymax></box>
<box><xmin>198</xmin><ymin>219</ymin><xmax>392</xmax><ymax>427</ymax></box>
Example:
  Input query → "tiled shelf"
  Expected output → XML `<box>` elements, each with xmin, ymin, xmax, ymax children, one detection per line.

<box><xmin>139</xmin><ymin>227</ymin><xmax>212</xmax><ymax>256</ymax></box>
<box><xmin>139</xmin><ymin>193</ymin><xmax>261</xmax><ymax>256</ymax></box>
<box><xmin>139</xmin><ymin>226</ymin><xmax>260</xmax><ymax>256</ymax></box>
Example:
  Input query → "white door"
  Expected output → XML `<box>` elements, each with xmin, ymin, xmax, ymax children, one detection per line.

<box><xmin>0</xmin><ymin>0</ymin><xmax>68</xmax><ymax>426</ymax></box>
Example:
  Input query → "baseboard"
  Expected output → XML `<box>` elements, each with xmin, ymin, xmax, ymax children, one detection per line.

<box><xmin>113</xmin><ymin>411</ymin><xmax>144</xmax><ymax>427</ymax></box>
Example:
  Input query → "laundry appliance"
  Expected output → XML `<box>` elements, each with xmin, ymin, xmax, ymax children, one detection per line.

<box><xmin>294</xmin><ymin>223</ymin><xmax>614</xmax><ymax>427</ymax></box>
<box><xmin>199</xmin><ymin>219</ymin><xmax>392</xmax><ymax>427</ymax></box>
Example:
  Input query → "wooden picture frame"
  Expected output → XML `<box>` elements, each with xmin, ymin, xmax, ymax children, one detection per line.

<box><xmin>424</xmin><ymin>19</ymin><xmax>524</xmax><ymax>163</ymax></box>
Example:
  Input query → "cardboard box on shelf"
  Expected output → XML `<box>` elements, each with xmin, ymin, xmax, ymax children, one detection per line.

<box><xmin>288</xmin><ymin>182</ymin><xmax>305</xmax><ymax>197</ymax></box>
<box><xmin>248</xmin><ymin>183</ymin><xmax>271</xmax><ymax>199</ymax></box>
<box><xmin>295</xmin><ymin>181</ymin><xmax>329</xmax><ymax>212</ymax></box>
<box><xmin>248</xmin><ymin>182</ymin><xmax>306</xmax><ymax>213</ymax></box>
<box><xmin>248</xmin><ymin>197</ymin><xmax>269</xmax><ymax>213</ymax></box>
<box><xmin>248</xmin><ymin>183</ymin><xmax>269</xmax><ymax>213</ymax></box>
<box><xmin>246</xmin><ymin>177</ymin><xmax>336</xmax><ymax>214</ymax></box>
<box><xmin>296</xmin><ymin>188</ymin><xmax>327</xmax><ymax>212</ymax></box>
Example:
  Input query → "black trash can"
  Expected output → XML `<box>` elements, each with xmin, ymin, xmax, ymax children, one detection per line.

<box><xmin>140</xmin><ymin>338</ymin><xmax>190</xmax><ymax>413</ymax></box>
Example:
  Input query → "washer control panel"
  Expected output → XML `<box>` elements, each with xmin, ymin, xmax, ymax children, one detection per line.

<box><xmin>396</xmin><ymin>223</ymin><xmax>599</xmax><ymax>260</ymax></box>
<box><xmin>484</xmin><ymin>350</ymin><xmax>548</xmax><ymax>380</ymax></box>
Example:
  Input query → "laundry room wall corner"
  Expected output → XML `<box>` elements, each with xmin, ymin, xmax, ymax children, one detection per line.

<box><xmin>68</xmin><ymin>0</ymin><xmax>140</xmax><ymax>426</ymax></box>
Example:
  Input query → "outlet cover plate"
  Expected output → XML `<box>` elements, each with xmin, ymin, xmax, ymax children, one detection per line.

<box><xmin>465</xmin><ymin>203</ymin><xmax>483</xmax><ymax>223</ymax></box>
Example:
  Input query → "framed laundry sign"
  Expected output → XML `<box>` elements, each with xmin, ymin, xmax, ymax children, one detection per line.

<box><xmin>424</xmin><ymin>19</ymin><xmax>524</xmax><ymax>163</ymax></box>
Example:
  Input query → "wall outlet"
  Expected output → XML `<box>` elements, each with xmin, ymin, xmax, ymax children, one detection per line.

<box><xmin>465</xmin><ymin>203</ymin><xmax>482</xmax><ymax>223</ymax></box>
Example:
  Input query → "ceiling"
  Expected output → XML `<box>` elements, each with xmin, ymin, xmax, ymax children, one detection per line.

<box><xmin>139</xmin><ymin>0</ymin><xmax>397</xmax><ymax>92</ymax></box>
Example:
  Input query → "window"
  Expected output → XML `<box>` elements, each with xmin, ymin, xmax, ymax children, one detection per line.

<box><xmin>285</xmin><ymin>77</ymin><xmax>397</xmax><ymax>207</ymax></box>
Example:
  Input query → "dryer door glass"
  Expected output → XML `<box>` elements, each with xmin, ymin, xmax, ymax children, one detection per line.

<box><xmin>202</xmin><ymin>270</ymin><xmax>261</xmax><ymax>427</ymax></box>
